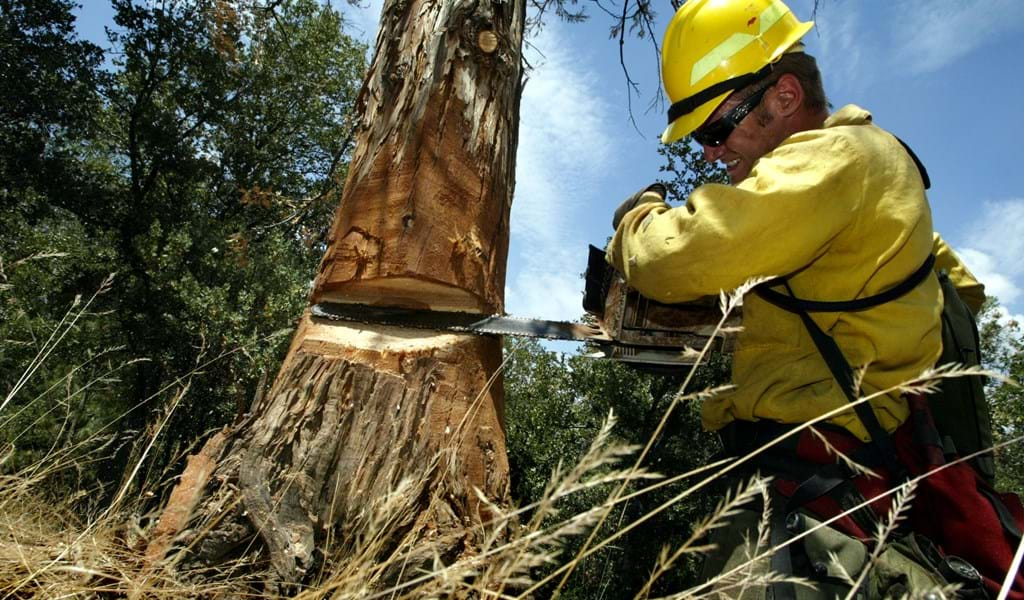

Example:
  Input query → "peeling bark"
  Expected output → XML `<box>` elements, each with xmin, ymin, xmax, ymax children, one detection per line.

<box><xmin>148</xmin><ymin>0</ymin><xmax>525</xmax><ymax>588</ymax></box>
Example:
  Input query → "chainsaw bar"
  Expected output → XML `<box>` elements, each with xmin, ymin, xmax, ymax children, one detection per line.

<box><xmin>310</xmin><ymin>302</ymin><xmax>613</xmax><ymax>343</ymax></box>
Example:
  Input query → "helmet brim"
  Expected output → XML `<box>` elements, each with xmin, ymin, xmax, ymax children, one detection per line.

<box><xmin>661</xmin><ymin>89</ymin><xmax>731</xmax><ymax>145</ymax></box>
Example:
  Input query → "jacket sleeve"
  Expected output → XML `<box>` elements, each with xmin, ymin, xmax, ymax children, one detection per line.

<box><xmin>606</xmin><ymin>132</ymin><xmax>864</xmax><ymax>303</ymax></box>
<box><xmin>932</xmin><ymin>233</ymin><xmax>986</xmax><ymax>316</ymax></box>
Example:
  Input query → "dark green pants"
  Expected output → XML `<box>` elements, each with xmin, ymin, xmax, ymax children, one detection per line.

<box><xmin>698</xmin><ymin>508</ymin><xmax>954</xmax><ymax>599</ymax></box>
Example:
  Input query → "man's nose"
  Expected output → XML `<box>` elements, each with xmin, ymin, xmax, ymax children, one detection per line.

<box><xmin>703</xmin><ymin>142</ymin><xmax>725</xmax><ymax>163</ymax></box>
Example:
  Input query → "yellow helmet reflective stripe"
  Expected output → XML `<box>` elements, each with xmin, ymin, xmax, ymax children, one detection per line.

<box><xmin>689</xmin><ymin>1</ymin><xmax>789</xmax><ymax>86</ymax></box>
<box><xmin>660</xmin><ymin>0</ymin><xmax>813</xmax><ymax>144</ymax></box>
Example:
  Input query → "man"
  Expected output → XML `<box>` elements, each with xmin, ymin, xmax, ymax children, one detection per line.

<box><xmin>606</xmin><ymin>0</ymin><xmax>987</xmax><ymax>596</ymax></box>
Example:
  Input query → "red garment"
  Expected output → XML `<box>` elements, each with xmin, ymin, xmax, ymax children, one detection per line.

<box><xmin>773</xmin><ymin>395</ymin><xmax>1024</xmax><ymax>599</ymax></box>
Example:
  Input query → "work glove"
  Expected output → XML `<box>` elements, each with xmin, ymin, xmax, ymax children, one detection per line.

<box><xmin>612</xmin><ymin>183</ymin><xmax>667</xmax><ymax>230</ymax></box>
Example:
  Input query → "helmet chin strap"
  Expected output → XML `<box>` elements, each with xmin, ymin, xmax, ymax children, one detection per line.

<box><xmin>667</xmin><ymin>63</ymin><xmax>774</xmax><ymax>125</ymax></box>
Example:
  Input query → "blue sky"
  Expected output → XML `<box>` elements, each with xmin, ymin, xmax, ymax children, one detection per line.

<box><xmin>501</xmin><ymin>0</ymin><xmax>1024</xmax><ymax>329</ymax></box>
<box><xmin>73</xmin><ymin>0</ymin><xmax>1024</xmax><ymax>328</ymax></box>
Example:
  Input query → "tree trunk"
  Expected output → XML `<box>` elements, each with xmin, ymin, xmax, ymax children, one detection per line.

<box><xmin>147</xmin><ymin>0</ymin><xmax>525</xmax><ymax>587</ymax></box>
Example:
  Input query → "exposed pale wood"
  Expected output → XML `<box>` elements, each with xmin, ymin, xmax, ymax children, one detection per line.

<box><xmin>144</xmin><ymin>430</ymin><xmax>228</xmax><ymax>563</ymax></box>
<box><xmin>316</xmin><ymin>277</ymin><xmax>493</xmax><ymax>313</ymax></box>
<box><xmin>478</xmin><ymin>30</ymin><xmax>499</xmax><ymax>53</ymax></box>
<box><xmin>296</xmin><ymin>312</ymin><xmax>470</xmax><ymax>360</ymax></box>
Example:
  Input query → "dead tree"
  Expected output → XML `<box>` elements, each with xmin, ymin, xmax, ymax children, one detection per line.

<box><xmin>147</xmin><ymin>0</ymin><xmax>525</xmax><ymax>586</ymax></box>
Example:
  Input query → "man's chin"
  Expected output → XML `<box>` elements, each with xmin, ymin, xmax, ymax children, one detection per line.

<box><xmin>726</xmin><ymin>168</ymin><xmax>749</xmax><ymax>184</ymax></box>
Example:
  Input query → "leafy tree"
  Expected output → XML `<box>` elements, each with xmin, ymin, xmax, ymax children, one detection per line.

<box><xmin>1</xmin><ymin>0</ymin><xmax>119</xmax><ymax>476</ymax></box>
<box><xmin>978</xmin><ymin>299</ymin><xmax>1024</xmax><ymax>494</ymax></box>
<box><xmin>658</xmin><ymin>139</ymin><xmax>729</xmax><ymax>199</ymax></box>
<box><xmin>94</xmin><ymin>0</ymin><xmax>366</xmax><ymax>471</ymax></box>
<box><xmin>504</xmin><ymin>339</ymin><xmax>730</xmax><ymax>598</ymax></box>
<box><xmin>1</xmin><ymin>0</ymin><xmax>366</xmax><ymax>497</ymax></box>
<box><xmin>503</xmin><ymin>135</ymin><xmax>731</xmax><ymax>598</ymax></box>
<box><xmin>0</xmin><ymin>0</ymin><xmax>105</xmax><ymax>184</ymax></box>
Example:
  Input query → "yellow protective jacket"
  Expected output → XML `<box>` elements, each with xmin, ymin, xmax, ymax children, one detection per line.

<box><xmin>607</xmin><ymin>105</ymin><xmax>984</xmax><ymax>441</ymax></box>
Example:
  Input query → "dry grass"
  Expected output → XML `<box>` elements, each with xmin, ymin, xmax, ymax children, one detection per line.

<box><xmin>3</xmin><ymin>277</ymin><xmax>1023</xmax><ymax>598</ymax></box>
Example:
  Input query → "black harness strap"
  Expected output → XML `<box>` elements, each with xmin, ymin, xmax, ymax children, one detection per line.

<box><xmin>752</xmin><ymin>255</ymin><xmax>939</xmax><ymax>495</ymax></box>
<box><xmin>895</xmin><ymin>137</ymin><xmax>932</xmax><ymax>190</ymax></box>
<box><xmin>750</xmin><ymin>136</ymin><xmax>935</xmax><ymax>489</ymax></box>
<box><xmin>756</xmin><ymin>254</ymin><xmax>935</xmax><ymax>314</ymax></box>
<box><xmin>979</xmin><ymin>487</ymin><xmax>1024</xmax><ymax>543</ymax></box>
<box><xmin>769</xmin><ymin>493</ymin><xmax>797</xmax><ymax>600</ymax></box>
<box><xmin>775</xmin><ymin>279</ymin><xmax>908</xmax><ymax>480</ymax></box>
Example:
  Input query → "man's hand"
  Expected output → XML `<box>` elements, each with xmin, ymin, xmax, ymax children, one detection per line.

<box><xmin>612</xmin><ymin>183</ymin><xmax>667</xmax><ymax>230</ymax></box>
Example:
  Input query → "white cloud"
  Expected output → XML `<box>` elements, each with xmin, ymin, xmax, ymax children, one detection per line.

<box><xmin>507</xmin><ymin>23</ymin><xmax>616</xmax><ymax>321</ymax></box>
<box><xmin>890</xmin><ymin>0</ymin><xmax>1024</xmax><ymax>74</ymax></box>
<box><xmin>957</xmin><ymin>248</ymin><xmax>1021</xmax><ymax>306</ymax></box>
<box><xmin>961</xmin><ymin>199</ymin><xmax>1024</xmax><ymax>278</ymax></box>
<box><xmin>506</xmin><ymin>270</ymin><xmax>585</xmax><ymax>322</ymax></box>
<box><xmin>791</xmin><ymin>0</ymin><xmax>1024</xmax><ymax>93</ymax></box>
<box><xmin>956</xmin><ymin>197</ymin><xmax>1024</xmax><ymax>311</ymax></box>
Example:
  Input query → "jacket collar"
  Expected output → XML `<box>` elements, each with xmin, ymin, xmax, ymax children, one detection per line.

<box><xmin>825</xmin><ymin>104</ymin><xmax>873</xmax><ymax>128</ymax></box>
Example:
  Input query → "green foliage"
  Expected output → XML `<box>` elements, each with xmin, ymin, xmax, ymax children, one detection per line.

<box><xmin>1</xmin><ymin>0</ymin><xmax>121</xmax><ymax>474</ymax></box>
<box><xmin>500</xmin><ymin>121</ymin><xmax>732</xmax><ymax>597</ymax></box>
<box><xmin>504</xmin><ymin>338</ymin><xmax>730</xmax><ymax>598</ymax></box>
<box><xmin>1</xmin><ymin>0</ymin><xmax>366</xmax><ymax>496</ymax></box>
<box><xmin>0</xmin><ymin>0</ymin><xmax>106</xmax><ymax>182</ymax></box>
<box><xmin>977</xmin><ymin>299</ymin><xmax>1024</xmax><ymax>494</ymax></box>
<box><xmin>657</xmin><ymin>138</ymin><xmax>729</xmax><ymax>199</ymax></box>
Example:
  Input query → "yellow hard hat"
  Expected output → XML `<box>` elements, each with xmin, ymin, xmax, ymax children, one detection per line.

<box><xmin>661</xmin><ymin>0</ymin><xmax>813</xmax><ymax>144</ymax></box>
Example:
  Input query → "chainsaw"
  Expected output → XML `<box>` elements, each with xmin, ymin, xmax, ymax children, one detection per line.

<box><xmin>311</xmin><ymin>246</ymin><xmax>739</xmax><ymax>368</ymax></box>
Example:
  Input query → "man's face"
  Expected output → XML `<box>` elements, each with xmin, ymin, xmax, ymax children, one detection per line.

<box><xmin>697</xmin><ymin>89</ymin><xmax>778</xmax><ymax>183</ymax></box>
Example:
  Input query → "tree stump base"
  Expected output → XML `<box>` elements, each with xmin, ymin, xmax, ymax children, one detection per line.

<box><xmin>150</xmin><ymin>315</ymin><xmax>509</xmax><ymax>589</ymax></box>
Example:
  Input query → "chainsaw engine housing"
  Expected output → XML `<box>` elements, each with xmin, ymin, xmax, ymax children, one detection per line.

<box><xmin>583</xmin><ymin>245</ymin><xmax>739</xmax><ymax>368</ymax></box>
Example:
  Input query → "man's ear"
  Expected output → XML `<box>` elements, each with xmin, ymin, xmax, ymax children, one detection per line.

<box><xmin>771</xmin><ymin>73</ymin><xmax>804</xmax><ymax>118</ymax></box>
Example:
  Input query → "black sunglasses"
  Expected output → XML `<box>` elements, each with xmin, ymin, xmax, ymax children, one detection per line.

<box><xmin>692</xmin><ymin>84</ymin><xmax>773</xmax><ymax>147</ymax></box>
